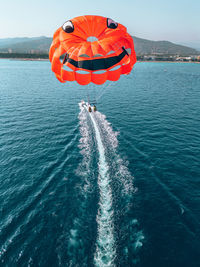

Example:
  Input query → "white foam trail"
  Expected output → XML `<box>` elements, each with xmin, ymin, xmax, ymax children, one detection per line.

<box><xmin>94</xmin><ymin>112</ymin><xmax>119</xmax><ymax>149</ymax></box>
<box><xmin>93</xmin><ymin>110</ymin><xmax>144</xmax><ymax>264</ymax></box>
<box><xmin>94</xmin><ymin>111</ymin><xmax>135</xmax><ymax>196</ymax></box>
<box><xmin>89</xmin><ymin>113</ymin><xmax>116</xmax><ymax>267</ymax></box>
<box><xmin>78</xmin><ymin>103</ymin><xmax>143</xmax><ymax>265</ymax></box>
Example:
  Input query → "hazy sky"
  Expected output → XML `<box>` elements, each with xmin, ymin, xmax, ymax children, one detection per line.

<box><xmin>0</xmin><ymin>0</ymin><xmax>199</xmax><ymax>43</ymax></box>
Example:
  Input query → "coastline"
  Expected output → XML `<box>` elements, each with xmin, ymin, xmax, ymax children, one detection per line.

<box><xmin>0</xmin><ymin>57</ymin><xmax>200</xmax><ymax>64</ymax></box>
<box><xmin>9</xmin><ymin>58</ymin><xmax>49</xmax><ymax>61</ymax></box>
<box><xmin>0</xmin><ymin>58</ymin><xmax>199</xmax><ymax>63</ymax></box>
<box><xmin>137</xmin><ymin>60</ymin><xmax>200</xmax><ymax>63</ymax></box>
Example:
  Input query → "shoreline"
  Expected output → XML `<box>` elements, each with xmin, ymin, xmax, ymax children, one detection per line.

<box><xmin>10</xmin><ymin>58</ymin><xmax>49</xmax><ymax>61</ymax></box>
<box><xmin>137</xmin><ymin>60</ymin><xmax>200</xmax><ymax>63</ymax></box>
<box><xmin>0</xmin><ymin>58</ymin><xmax>199</xmax><ymax>63</ymax></box>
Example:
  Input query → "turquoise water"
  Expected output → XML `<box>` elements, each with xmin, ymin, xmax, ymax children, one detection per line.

<box><xmin>0</xmin><ymin>59</ymin><xmax>200</xmax><ymax>267</ymax></box>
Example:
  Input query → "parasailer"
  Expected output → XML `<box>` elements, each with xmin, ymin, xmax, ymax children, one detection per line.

<box><xmin>93</xmin><ymin>105</ymin><xmax>97</xmax><ymax>112</ymax></box>
<box><xmin>49</xmin><ymin>15</ymin><xmax>136</xmax><ymax>86</ymax></box>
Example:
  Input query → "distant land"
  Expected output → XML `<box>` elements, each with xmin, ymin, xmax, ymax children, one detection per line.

<box><xmin>178</xmin><ymin>41</ymin><xmax>200</xmax><ymax>52</ymax></box>
<box><xmin>133</xmin><ymin>36</ymin><xmax>198</xmax><ymax>56</ymax></box>
<box><xmin>0</xmin><ymin>36</ymin><xmax>199</xmax><ymax>61</ymax></box>
<box><xmin>0</xmin><ymin>37</ymin><xmax>51</xmax><ymax>54</ymax></box>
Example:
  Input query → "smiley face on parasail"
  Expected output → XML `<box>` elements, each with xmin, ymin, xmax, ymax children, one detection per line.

<box><xmin>49</xmin><ymin>15</ymin><xmax>136</xmax><ymax>85</ymax></box>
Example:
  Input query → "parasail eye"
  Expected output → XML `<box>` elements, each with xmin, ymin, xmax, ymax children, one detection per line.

<box><xmin>62</xmin><ymin>20</ymin><xmax>74</xmax><ymax>33</ymax></box>
<box><xmin>107</xmin><ymin>18</ymin><xmax>118</xmax><ymax>29</ymax></box>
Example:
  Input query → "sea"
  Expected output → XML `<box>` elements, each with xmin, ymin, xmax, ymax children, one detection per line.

<box><xmin>0</xmin><ymin>59</ymin><xmax>200</xmax><ymax>267</ymax></box>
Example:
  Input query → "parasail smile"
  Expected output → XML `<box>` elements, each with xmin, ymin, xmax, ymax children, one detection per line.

<box><xmin>62</xmin><ymin>47</ymin><xmax>130</xmax><ymax>71</ymax></box>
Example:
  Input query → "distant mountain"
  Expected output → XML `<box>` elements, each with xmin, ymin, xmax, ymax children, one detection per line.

<box><xmin>132</xmin><ymin>36</ymin><xmax>198</xmax><ymax>55</ymax></box>
<box><xmin>0</xmin><ymin>36</ymin><xmax>199</xmax><ymax>56</ymax></box>
<box><xmin>0</xmin><ymin>37</ymin><xmax>45</xmax><ymax>48</ymax></box>
<box><xmin>178</xmin><ymin>41</ymin><xmax>200</xmax><ymax>52</ymax></box>
<box><xmin>0</xmin><ymin>37</ymin><xmax>51</xmax><ymax>53</ymax></box>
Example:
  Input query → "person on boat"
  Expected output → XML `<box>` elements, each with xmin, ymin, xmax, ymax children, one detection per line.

<box><xmin>81</xmin><ymin>100</ymin><xmax>85</xmax><ymax>107</ymax></box>
<box><xmin>88</xmin><ymin>105</ymin><xmax>92</xmax><ymax>112</ymax></box>
<box><xmin>93</xmin><ymin>105</ymin><xmax>97</xmax><ymax>112</ymax></box>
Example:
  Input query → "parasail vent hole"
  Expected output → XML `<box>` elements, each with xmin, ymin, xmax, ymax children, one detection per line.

<box><xmin>87</xmin><ymin>36</ymin><xmax>98</xmax><ymax>42</ymax></box>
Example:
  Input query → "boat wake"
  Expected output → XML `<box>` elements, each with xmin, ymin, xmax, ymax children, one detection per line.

<box><xmin>66</xmin><ymin>102</ymin><xmax>144</xmax><ymax>266</ymax></box>
<box><xmin>89</xmin><ymin>110</ymin><xmax>116</xmax><ymax>266</ymax></box>
<box><xmin>92</xmin><ymin>109</ymin><xmax>144</xmax><ymax>266</ymax></box>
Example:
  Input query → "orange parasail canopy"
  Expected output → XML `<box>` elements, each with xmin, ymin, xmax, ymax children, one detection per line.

<box><xmin>49</xmin><ymin>15</ymin><xmax>136</xmax><ymax>85</ymax></box>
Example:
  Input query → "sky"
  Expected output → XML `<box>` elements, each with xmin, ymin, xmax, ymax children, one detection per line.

<box><xmin>0</xmin><ymin>0</ymin><xmax>199</xmax><ymax>44</ymax></box>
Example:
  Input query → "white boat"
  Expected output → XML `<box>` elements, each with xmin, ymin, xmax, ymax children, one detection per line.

<box><xmin>82</xmin><ymin>101</ymin><xmax>97</xmax><ymax>112</ymax></box>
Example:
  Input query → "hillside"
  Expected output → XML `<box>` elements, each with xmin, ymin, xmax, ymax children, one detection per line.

<box><xmin>0</xmin><ymin>37</ymin><xmax>51</xmax><ymax>54</ymax></box>
<box><xmin>132</xmin><ymin>36</ymin><xmax>198</xmax><ymax>55</ymax></box>
<box><xmin>0</xmin><ymin>36</ymin><xmax>198</xmax><ymax>56</ymax></box>
<box><xmin>0</xmin><ymin>37</ymin><xmax>44</xmax><ymax>48</ymax></box>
